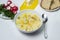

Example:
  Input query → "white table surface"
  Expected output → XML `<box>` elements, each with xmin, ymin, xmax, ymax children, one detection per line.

<box><xmin>0</xmin><ymin>0</ymin><xmax>60</xmax><ymax>40</ymax></box>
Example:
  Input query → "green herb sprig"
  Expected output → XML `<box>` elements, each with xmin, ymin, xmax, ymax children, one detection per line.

<box><xmin>0</xmin><ymin>4</ymin><xmax>15</xmax><ymax>19</ymax></box>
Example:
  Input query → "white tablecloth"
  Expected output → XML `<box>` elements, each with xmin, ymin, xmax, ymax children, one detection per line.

<box><xmin>0</xmin><ymin>0</ymin><xmax>60</xmax><ymax>40</ymax></box>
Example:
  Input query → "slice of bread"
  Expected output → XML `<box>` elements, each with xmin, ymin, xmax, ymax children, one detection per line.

<box><xmin>51</xmin><ymin>0</ymin><xmax>60</xmax><ymax>10</ymax></box>
<box><xmin>40</xmin><ymin>0</ymin><xmax>60</xmax><ymax>11</ymax></box>
<box><xmin>41</xmin><ymin>0</ymin><xmax>52</xmax><ymax>10</ymax></box>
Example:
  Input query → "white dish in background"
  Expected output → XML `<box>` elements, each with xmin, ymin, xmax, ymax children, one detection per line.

<box><xmin>0</xmin><ymin>13</ymin><xmax>11</xmax><ymax>20</ymax></box>
<box><xmin>41</xmin><ymin>7</ymin><xmax>60</xmax><ymax>12</ymax></box>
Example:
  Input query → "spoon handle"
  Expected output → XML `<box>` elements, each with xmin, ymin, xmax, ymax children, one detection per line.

<box><xmin>42</xmin><ymin>14</ymin><xmax>48</xmax><ymax>39</ymax></box>
<box><xmin>44</xmin><ymin>23</ymin><xmax>48</xmax><ymax>39</ymax></box>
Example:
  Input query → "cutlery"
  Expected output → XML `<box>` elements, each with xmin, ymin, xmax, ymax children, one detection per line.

<box><xmin>42</xmin><ymin>14</ymin><xmax>48</xmax><ymax>39</ymax></box>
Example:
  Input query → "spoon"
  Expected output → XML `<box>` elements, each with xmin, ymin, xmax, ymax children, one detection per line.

<box><xmin>42</xmin><ymin>14</ymin><xmax>48</xmax><ymax>39</ymax></box>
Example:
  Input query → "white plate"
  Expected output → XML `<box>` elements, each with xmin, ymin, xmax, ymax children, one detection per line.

<box><xmin>14</xmin><ymin>10</ymin><xmax>43</xmax><ymax>33</ymax></box>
